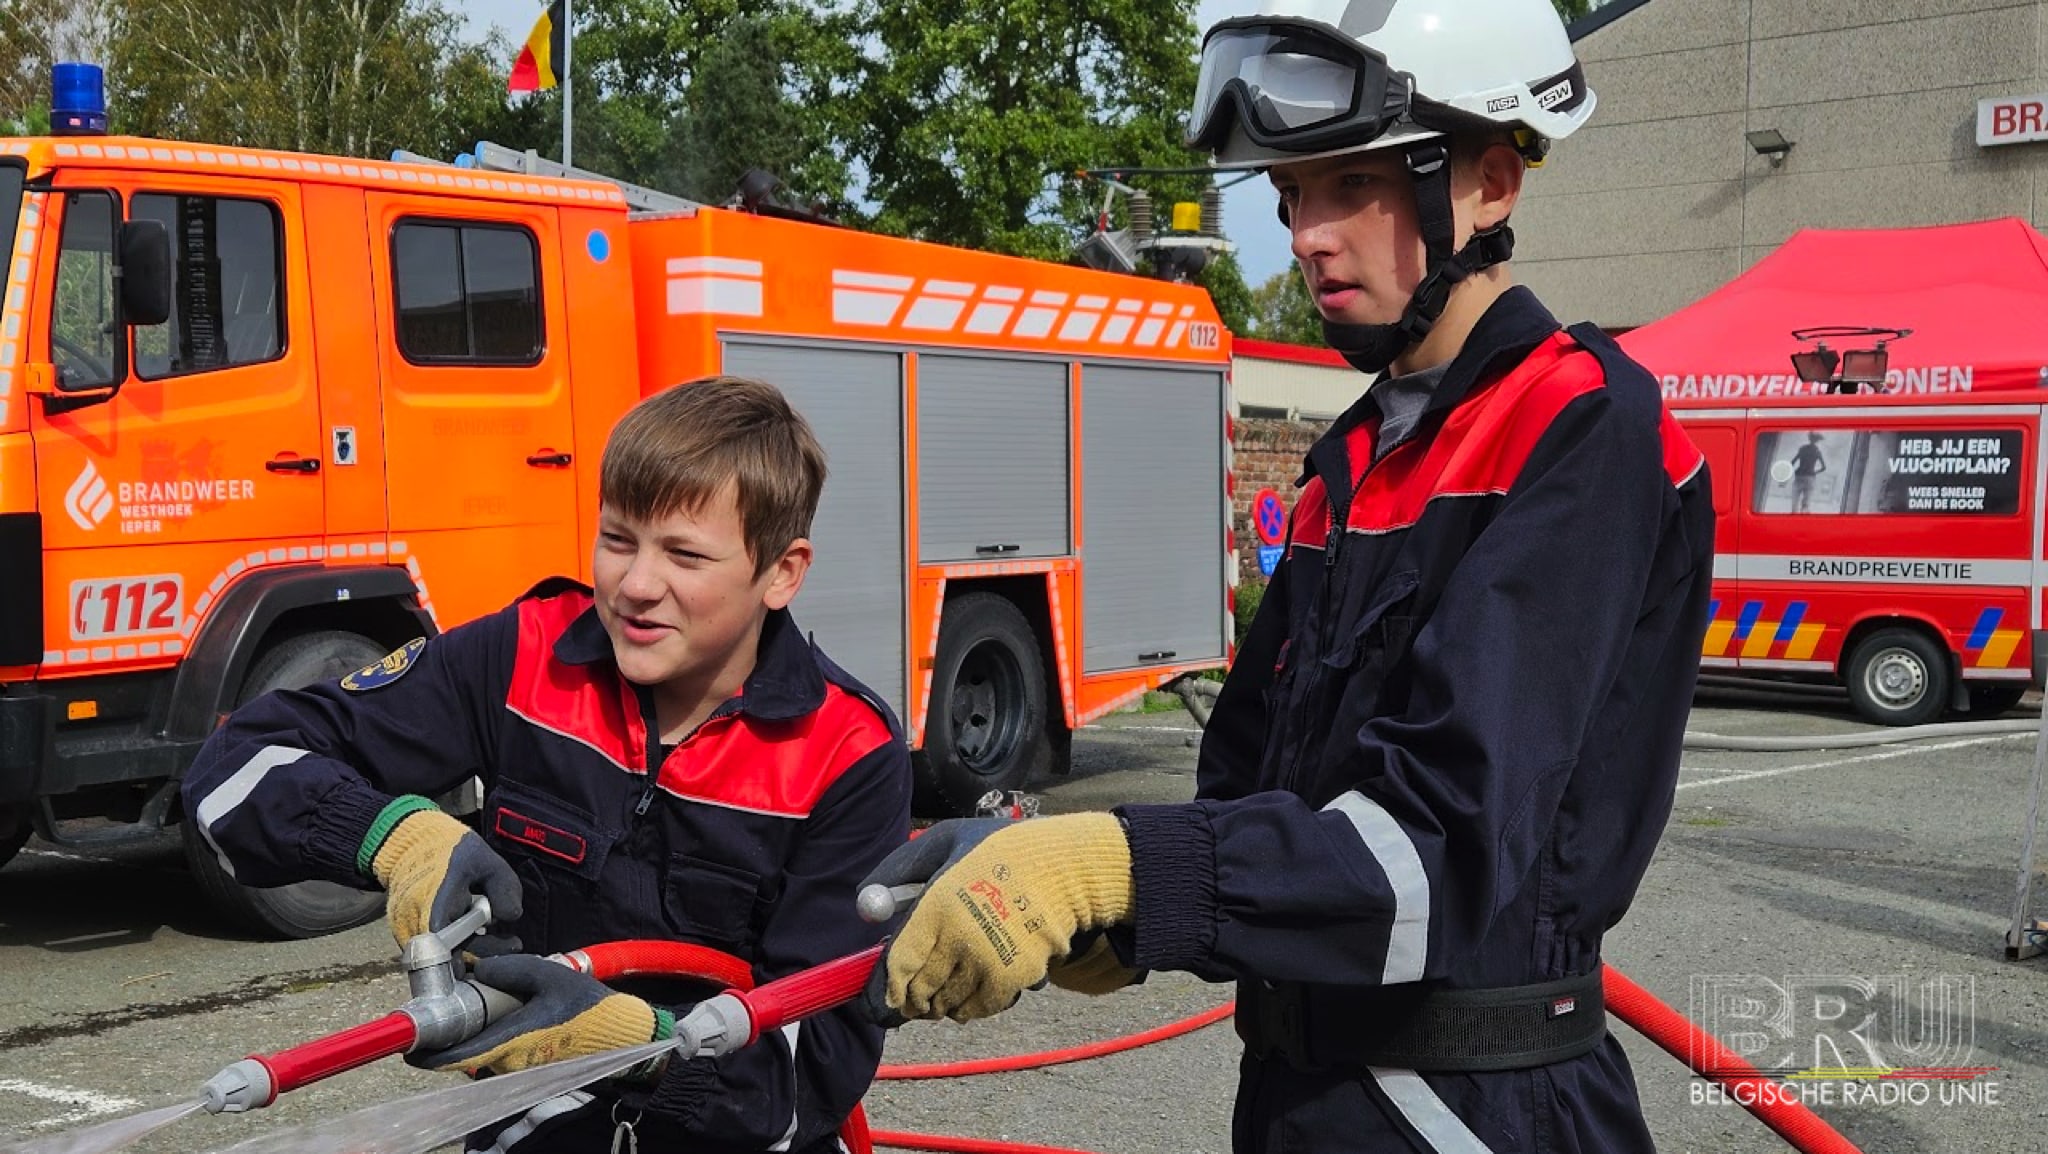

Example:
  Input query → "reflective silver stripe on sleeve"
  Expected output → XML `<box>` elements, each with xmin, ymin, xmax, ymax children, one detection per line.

<box><xmin>768</xmin><ymin>1020</ymin><xmax>802</xmax><ymax>1152</ymax></box>
<box><xmin>1369</xmin><ymin>1068</ymin><xmax>1498</xmax><ymax>1154</ymax></box>
<box><xmin>1325</xmin><ymin>790</ymin><xmax>1430</xmax><ymax>984</ymax></box>
<box><xmin>193</xmin><ymin>745</ymin><xmax>310</xmax><ymax>878</ymax></box>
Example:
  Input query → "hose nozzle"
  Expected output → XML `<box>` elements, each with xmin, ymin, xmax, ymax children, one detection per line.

<box><xmin>199</xmin><ymin>1057</ymin><xmax>273</xmax><ymax>1114</ymax></box>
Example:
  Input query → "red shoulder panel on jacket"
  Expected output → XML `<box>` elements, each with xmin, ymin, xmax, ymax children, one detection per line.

<box><xmin>1661</xmin><ymin>408</ymin><xmax>1707</xmax><ymax>488</ymax></box>
<box><xmin>1288</xmin><ymin>477</ymin><xmax>1331</xmax><ymax>554</ymax></box>
<box><xmin>506</xmin><ymin>591</ymin><xmax>646</xmax><ymax>773</ymax></box>
<box><xmin>655</xmin><ymin>684</ymin><xmax>893</xmax><ymax>818</ymax></box>
<box><xmin>1345</xmin><ymin>334</ymin><xmax>1594</xmax><ymax>533</ymax></box>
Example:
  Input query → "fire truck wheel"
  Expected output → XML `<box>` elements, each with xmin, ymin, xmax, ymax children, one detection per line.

<box><xmin>0</xmin><ymin>804</ymin><xmax>29</xmax><ymax>869</ymax></box>
<box><xmin>1968</xmin><ymin>684</ymin><xmax>2029</xmax><ymax>717</ymax></box>
<box><xmin>182</xmin><ymin>630</ymin><xmax>393</xmax><ymax>939</ymax></box>
<box><xmin>917</xmin><ymin>593</ymin><xmax>1052</xmax><ymax>818</ymax></box>
<box><xmin>1845</xmin><ymin>627</ymin><xmax>1951</xmax><ymax>727</ymax></box>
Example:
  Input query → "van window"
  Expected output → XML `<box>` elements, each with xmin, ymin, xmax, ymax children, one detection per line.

<box><xmin>49</xmin><ymin>190</ymin><xmax>120</xmax><ymax>390</ymax></box>
<box><xmin>1752</xmin><ymin>428</ymin><xmax>2022</xmax><ymax>516</ymax></box>
<box><xmin>131</xmin><ymin>193</ymin><xmax>286</xmax><ymax>379</ymax></box>
<box><xmin>392</xmin><ymin>221</ymin><xmax>542</xmax><ymax>365</ymax></box>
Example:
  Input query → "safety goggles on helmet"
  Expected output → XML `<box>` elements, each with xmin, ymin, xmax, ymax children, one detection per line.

<box><xmin>1185</xmin><ymin>16</ymin><xmax>1416</xmax><ymax>158</ymax></box>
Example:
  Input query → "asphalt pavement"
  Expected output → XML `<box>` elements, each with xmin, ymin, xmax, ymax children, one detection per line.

<box><xmin>3</xmin><ymin>683</ymin><xmax>2046</xmax><ymax>1153</ymax></box>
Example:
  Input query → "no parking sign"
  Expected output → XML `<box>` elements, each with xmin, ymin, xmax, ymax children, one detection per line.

<box><xmin>1252</xmin><ymin>488</ymin><xmax>1287</xmax><ymax>576</ymax></box>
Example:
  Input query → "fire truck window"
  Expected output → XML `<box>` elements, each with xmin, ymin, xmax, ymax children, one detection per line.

<box><xmin>392</xmin><ymin>221</ymin><xmax>541</xmax><ymax>365</ymax></box>
<box><xmin>1752</xmin><ymin>428</ymin><xmax>2023</xmax><ymax>516</ymax></box>
<box><xmin>49</xmin><ymin>191</ymin><xmax>120</xmax><ymax>390</ymax></box>
<box><xmin>130</xmin><ymin>193</ymin><xmax>284</xmax><ymax>380</ymax></box>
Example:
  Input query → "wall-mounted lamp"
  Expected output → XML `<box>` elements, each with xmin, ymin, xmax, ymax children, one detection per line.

<box><xmin>1746</xmin><ymin>128</ymin><xmax>1795</xmax><ymax>167</ymax></box>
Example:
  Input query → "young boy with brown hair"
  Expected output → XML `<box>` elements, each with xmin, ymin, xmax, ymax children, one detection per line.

<box><xmin>182</xmin><ymin>376</ymin><xmax>912</xmax><ymax>1153</ymax></box>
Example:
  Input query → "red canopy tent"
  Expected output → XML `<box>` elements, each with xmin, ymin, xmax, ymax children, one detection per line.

<box><xmin>1617</xmin><ymin>217</ymin><xmax>2048</xmax><ymax>401</ymax></box>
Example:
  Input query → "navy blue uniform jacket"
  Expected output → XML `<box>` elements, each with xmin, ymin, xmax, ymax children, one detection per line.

<box><xmin>183</xmin><ymin>584</ymin><xmax>913</xmax><ymax>1153</ymax></box>
<box><xmin>1117</xmin><ymin>289</ymin><xmax>1715</xmax><ymax>1152</ymax></box>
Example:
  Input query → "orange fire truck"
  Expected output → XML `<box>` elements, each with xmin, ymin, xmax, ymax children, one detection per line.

<box><xmin>1673</xmin><ymin>392</ymin><xmax>2042</xmax><ymax>728</ymax></box>
<box><xmin>0</xmin><ymin>125</ymin><xmax>1235</xmax><ymax>935</ymax></box>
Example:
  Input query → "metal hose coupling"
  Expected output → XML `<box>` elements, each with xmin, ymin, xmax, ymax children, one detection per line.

<box><xmin>401</xmin><ymin>896</ymin><xmax>522</xmax><ymax>1050</ymax></box>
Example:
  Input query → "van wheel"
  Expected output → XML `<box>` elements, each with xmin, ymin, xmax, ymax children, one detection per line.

<box><xmin>1968</xmin><ymin>685</ymin><xmax>2029</xmax><ymax>717</ymax></box>
<box><xmin>182</xmin><ymin>630</ymin><xmax>394</xmax><ymax>939</ymax></box>
<box><xmin>1845</xmin><ymin>628</ymin><xmax>1951</xmax><ymax>727</ymax></box>
<box><xmin>0</xmin><ymin>804</ymin><xmax>30</xmax><ymax>869</ymax></box>
<box><xmin>916</xmin><ymin>594</ymin><xmax>1052</xmax><ymax>818</ymax></box>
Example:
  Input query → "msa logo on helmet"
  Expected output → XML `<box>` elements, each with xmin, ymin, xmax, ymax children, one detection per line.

<box><xmin>1486</xmin><ymin>95</ymin><xmax>1521</xmax><ymax>114</ymax></box>
<box><xmin>1536</xmin><ymin>78</ymin><xmax>1575</xmax><ymax>111</ymax></box>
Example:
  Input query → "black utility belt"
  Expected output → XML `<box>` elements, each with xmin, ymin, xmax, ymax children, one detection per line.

<box><xmin>1234</xmin><ymin>967</ymin><xmax>1607</xmax><ymax>1074</ymax></box>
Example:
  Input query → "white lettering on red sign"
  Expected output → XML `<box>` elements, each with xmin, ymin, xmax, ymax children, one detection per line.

<box><xmin>69</xmin><ymin>576</ymin><xmax>185</xmax><ymax>641</ymax></box>
<box><xmin>1660</xmin><ymin>365</ymin><xmax>1976</xmax><ymax>399</ymax></box>
<box><xmin>1979</xmin><ymin>95</ymin><xmax>2048</xmax><ymax>147</ymax></box>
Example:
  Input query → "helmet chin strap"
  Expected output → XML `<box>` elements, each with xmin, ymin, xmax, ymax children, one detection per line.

<box><xmin>1314</xmin><ymin>141</ymin><xmax>1516</xmax><ymax>376</ymax></box>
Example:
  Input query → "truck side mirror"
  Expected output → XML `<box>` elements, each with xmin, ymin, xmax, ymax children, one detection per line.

<box><xmin>118</xmin><ymin>219</ymin><xmax>171</xmax><ymax>327</ymax></box>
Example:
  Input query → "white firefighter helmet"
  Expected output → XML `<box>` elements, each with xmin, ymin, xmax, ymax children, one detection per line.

<box><xmin>1187</xmin><ymin>0</ymin><xmax>1597</xmax><ymax>170</ymax></box>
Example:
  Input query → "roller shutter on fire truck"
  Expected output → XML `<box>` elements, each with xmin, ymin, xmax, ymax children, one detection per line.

<box><xmin>720</xmin><ymin>340</ymin><xmax>910</xmax><ymax>724</ymax></box>
<box><xmin>915</xmin><ymin>356</ymin><xmax>1072</xmax><ymax>561</ymax></box>
<box><xmin>1080</xmin><ymin>363</ymin><xmax>1228</xmax><ymax>671</ymax></box>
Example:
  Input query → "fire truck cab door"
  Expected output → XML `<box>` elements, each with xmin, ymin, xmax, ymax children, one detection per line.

<box><xmin>32</xmin><ymin>174</ymin><xmax>322</xmax><ymax>657</ymax></box>
<box><xmin>365</xmin><ymin>193</ymin><xmax>579</xmax><ymax>608</ymax></box>
<box><xmin>1682</xmin><ymin>421</ymin><xmax>1742</xmax><ymax>567</ymax></box>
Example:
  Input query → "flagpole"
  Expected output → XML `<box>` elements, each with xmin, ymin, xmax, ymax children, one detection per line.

<box><xmin>561</xmin><ymin>0</ymin><xmax>573</xmax><ymax>167</ymax></box>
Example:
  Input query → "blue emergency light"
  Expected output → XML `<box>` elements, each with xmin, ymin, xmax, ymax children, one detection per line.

<box><xmin>51</xmin><ymin>63</ymin><xmax>108</xmax><ymax>136</ymax></box>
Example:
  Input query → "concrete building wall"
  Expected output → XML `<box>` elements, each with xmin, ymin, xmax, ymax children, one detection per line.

<box><xmin>1513</xmin><ymin>0</ymin><xmax>2048</xmax><ymax>329</ymax></box>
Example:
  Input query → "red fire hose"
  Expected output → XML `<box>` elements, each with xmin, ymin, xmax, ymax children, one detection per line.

<box><xmin>864</xmin><ymin>967</ymin><xmax>1865</xmax><ymax>1154</ymax></box>
<box><xmin>1603</xmin><ymin>966</ymin><xmax>1864</xmax><ymax>1154</ymax></box>
<box><xmin>224</xmin><ymin>943</ymin><xmax>1862</xmax><ymax>1154</ymax></box>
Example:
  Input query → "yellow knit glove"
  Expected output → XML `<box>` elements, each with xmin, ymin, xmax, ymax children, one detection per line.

<box><xmin>409</xmin><ymin>954</ymin><xmax>668</xmax><ymax>1077</ymax></box>
<box><xmin>1047</xmin><ymin>933</ymin><xmax>1140</xmax><ymax>996</ymax></box>
<box><xmin>363</xmin><ymin>802</ymin><xmax>522</xmax><ymax>949</ymax></box>
<box><xmin>870</xmin><ymin>813</ymin><xmax>1134</xmax><ymax>1023</ymax></box>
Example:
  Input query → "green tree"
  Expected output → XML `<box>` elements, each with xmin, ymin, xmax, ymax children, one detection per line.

<box><xmin>501</xmin><ymin>2</ymin><xmax>849</xmax><ymax>207</ymax></box>
<box><xmin>850</xmin><ymin>0</ymin><xmax>1206</xmax><ymax>262</ymax></box>
<box><xmin>1552</xmin><ymin>0</ymin><xmax>1597</xmax><ymax>20</ymax></box>
<box><xmin>658</xmin><ymin>14</ymin><xmax>851</xmax><ymax>209</ymax></box>
<box><xmin>1</xmin><ymin>0</ymin><xmax>114</xmax><ymax>132</ymax></box>
<box><xmin>1247</xmin><ymin>268</ymin><xmax>1324</xmax><ymax>346</ymax></box>
<box><xmin>1194</xmin><ymin>251</ymin><xmax>1252</xmax><ymax>336</ymax></box>
<box><xmin>104</xmin><ymin>0</ymin><xmax>524</xmax><ymax>160</ymax></box>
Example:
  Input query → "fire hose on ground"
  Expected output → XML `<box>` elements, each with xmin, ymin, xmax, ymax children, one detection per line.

<box><xmin>1171</xmin><ymin>678</ymin><xmax>2040</xmax><ymax>753</ymax></box>
<box><xmin>9</xmin><ymin>787</ymin><xmax>1889</xmax><ymax>1154</ymax></box>
<box><xmin>2</xmin><ymin>888</ymin><xmax>1875</xmax><ymax>1154</ymax></box>
<box><xmin>860</xmin><ymin>966</ymin><xmax>1865</xmax><ymax>1154</ymax></box>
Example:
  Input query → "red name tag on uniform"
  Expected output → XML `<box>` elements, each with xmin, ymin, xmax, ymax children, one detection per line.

<box><xmin>495</xmin><ymin>808</ymin><xmax>587</xmax><ymax>864</ymax></box>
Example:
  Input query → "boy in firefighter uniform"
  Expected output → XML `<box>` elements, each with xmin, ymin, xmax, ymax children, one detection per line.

<box><xmin>183</xmin><ymin>377</ymin><xmax>912</xmax><ymax>1154</ymax></box>
<box><xmin>858</xmin><ymin>1</ymin><xmax>1716</xmax><ymax>1151</ymax></box>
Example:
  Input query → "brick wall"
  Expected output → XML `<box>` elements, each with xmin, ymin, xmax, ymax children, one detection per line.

<box><xmin>1232</xmin><ymin>416</ymin><xmax>1329</xmax><ymax>584</ymax></box>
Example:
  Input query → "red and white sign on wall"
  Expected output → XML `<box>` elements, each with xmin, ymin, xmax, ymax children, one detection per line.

<box><xmin>1979</xmin><ymin>94</ymin><xmax>2048</xmax><ymax>147</ymax></box>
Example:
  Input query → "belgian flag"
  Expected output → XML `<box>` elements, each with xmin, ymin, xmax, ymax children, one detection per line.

<box><xmin>508</xmin><ymin>0</ymin><xmax>566</xmax><ymax>92</ymax></box>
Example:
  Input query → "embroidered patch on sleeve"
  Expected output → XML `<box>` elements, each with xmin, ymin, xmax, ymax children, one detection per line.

<box><xmin>341</xmin><ymin>637</ymin><xmax>428</xmax><ymax>692</ymax></box>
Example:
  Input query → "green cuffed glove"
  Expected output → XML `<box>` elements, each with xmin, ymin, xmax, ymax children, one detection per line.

<box><xmin>362</xmin><ymin>799</ymin><xmax>523</xmax><ymax>950</ymax></box>
<box><xmin>409</xmin><ymin>954</ymin><xmax>673</xmax><ymax>1077</ymax></box>
<box><xmin>861</xmin><ymin>813</ymin><xmax>1135</xmax><ymax>1023</ymax></box>
<box><xmin>1047</xmin><ymin>931</ymin><xmax>1140</xmax><ymax>996</ymax></box>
